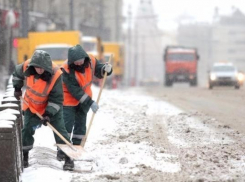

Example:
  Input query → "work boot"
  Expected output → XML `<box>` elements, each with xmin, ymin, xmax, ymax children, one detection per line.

<box><xmin>23</xmin><ymin>151</ymin><xmax>29</xmax><ymax>168</ymax></box>
<box><xmin>57</xmin><ymin>150</ymin><xmax>66</xmax><ymax>161</ymax></box>
<box><xmin>63</xmin><ymin>156</ymin><xmax>74</xmax><ymax>171</ymax></box>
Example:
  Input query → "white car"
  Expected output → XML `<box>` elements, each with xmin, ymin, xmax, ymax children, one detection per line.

<box><xmin>208</xmin><ymin>63</ymin><xmax>244</xmax><ymax>89</ymax></box>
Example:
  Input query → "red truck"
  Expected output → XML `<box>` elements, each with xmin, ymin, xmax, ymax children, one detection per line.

<box><xmin>164</xmin><ymin>46</ymin><xmax>199</xmax><ymax>86</ymax></box>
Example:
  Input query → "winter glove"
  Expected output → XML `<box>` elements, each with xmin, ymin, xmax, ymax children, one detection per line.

<box><xmin>40</xmin><ymin>116</ymin><xmax>50</xmax><ymax>126</ymax></box>
<box><xmin>103</xmin><ymin>63</ymin><xmax>112</xmax><ymax>73</ymax></box>
<box><xmin>14</xmin><ymin>89</ymin><xmax>22</xmax><ymax>100</ymax></box>
<box><xmin>90</xmin><ymin>101</ymin><xmax>99</xmax><ymax>113</ymax></box>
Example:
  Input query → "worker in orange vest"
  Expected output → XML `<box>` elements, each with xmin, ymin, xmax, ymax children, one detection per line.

<box><xmin>58</xmin><ymin>44</ymin><xmax>112</xmax><ymax>160</ymax></box>
<box><xmin>12</xmin><ymin>50</ymin><xmax>74</xmax><ymax>171</ymax></box>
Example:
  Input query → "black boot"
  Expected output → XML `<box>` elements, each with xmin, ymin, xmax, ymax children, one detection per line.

<box><xmin>57</xmin><ymin>150</ymin><xmax>66</xmax><ymax>161</ymax></box>
<box><xmin>23</xmin><ymin>151</ymin><xmax>29</xmax><ymax>168</ymax></box>
<box><xmin>63</xmin><ymin>155</ymin><xmax>74</xmax><ymax>171</ymax></box>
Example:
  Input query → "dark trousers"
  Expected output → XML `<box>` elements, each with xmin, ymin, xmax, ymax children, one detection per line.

<box><xmin>22</xmin><ymin>108</ymin><xmax>70</xmax><ymax>152</ymax></box>
<box><xmin>63</xmin><ymin>105</ymin><xmax>87</xmax><ymax>145</ymax></box>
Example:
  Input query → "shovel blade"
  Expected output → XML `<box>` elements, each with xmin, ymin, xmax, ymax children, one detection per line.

<box><xmin>56</xmin><ymin>144</ymin><xmax>85</xmax><ymax>161</ymax></box>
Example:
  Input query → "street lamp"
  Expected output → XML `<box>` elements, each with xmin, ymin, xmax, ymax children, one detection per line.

<box><xmin>5</xmin><ymin>10</ymin><xmax>16</xmax><ymax>74</ymax></box>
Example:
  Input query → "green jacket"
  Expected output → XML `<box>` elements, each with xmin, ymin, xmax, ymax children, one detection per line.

<box><xmin>12</xmin><ymin>50</ymin><xmax>63</xmax><ymax>117</ymax></box>
<box><xmin>62</xmin><ymin>46</ymin><xmax>112</xmax><ymax>113</ymax></box>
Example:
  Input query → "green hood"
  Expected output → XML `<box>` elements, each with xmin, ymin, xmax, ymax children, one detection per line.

<box><xmin>68</xmin><ymin>44</ymin><xmax>90</xmax><ymax>65</ymax></box>
<box><xmin>26</xmin><ymin>50</ymin><xmax>53</xmax><ymax>75</ymax></box>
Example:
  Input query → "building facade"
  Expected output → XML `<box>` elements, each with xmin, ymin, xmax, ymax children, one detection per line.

<box><xmin>177</xmin><ymin>8</ymin><xmax>245</xmax><ymax>86</ymax></box>
<box><xmin>211</xmin><ymin>9</ymin><xmax>245</xmax><ymax>69</ymax></box>
<box><xmin>28</xmin><ymin>0</ymin><xmax>123</xmax><ymax>41</ymax></box>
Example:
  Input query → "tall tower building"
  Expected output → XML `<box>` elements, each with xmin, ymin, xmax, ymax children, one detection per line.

<box><xmin>131</xmin><ymin>0</ymin><xmax>163</xmax><ymax>85</ymax></box>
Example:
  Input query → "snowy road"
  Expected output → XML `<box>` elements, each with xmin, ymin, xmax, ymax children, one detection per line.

<box><xmin>21</xmin><ymin>85</ymin><xmax>245</xmax><ymax>181</ymax></box>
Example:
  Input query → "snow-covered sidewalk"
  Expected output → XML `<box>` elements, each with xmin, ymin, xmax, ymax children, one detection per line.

<box><xmin>21</xmin><ymin>86</ymin><xmax>183</xmax><ymax>182</ymax></box>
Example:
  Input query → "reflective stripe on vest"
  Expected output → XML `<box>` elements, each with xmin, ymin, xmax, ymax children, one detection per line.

<box><xmin>62</xmin><ymin>55</ymin><xmax>96</xmax><ymax>106</ymax></box>
<box><xmin>22</xmin><ymin>60</ymin><xmax>62</xmax><ymax>115</ymax></box>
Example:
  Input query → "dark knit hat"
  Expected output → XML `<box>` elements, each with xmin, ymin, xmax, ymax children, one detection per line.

<box><xmin>68</xmin><ymin>44</ymin><xmax>88</xmax><ymax>65</ymax></box>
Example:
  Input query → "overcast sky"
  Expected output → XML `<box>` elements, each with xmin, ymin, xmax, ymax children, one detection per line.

<box><xmin>123</xmin><ymin>0</ymin><xmax>245</xmax><ymax>31</ymax></box>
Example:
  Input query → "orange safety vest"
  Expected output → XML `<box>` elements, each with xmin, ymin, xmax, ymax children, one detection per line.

<box><xmin>22</xmin><ymin>59</ymin><xmax>62</xmax><ymax>115</ymax></box>
<box><xmin>62</xmin><ymin>55</ymin><xmax>96</xmax><ymax>106</ymax></box>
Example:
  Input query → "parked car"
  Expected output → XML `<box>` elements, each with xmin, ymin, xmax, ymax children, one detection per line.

<box><xmin>208</xmin><ymin>62</ymin><xmax>244</xmax><ymax>89</ymax></box>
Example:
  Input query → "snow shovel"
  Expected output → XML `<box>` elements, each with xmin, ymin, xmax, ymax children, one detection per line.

<box><xmin>20</xmin><ymin>97</ymin><xmax>85</xmax><ymax>160</ymax></box>
<box><xmin>80</xmin><ymin>54</ymin><xmax>113</xmax><ymax>148</ymax></box>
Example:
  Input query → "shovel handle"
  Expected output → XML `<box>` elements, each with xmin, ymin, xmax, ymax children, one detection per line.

<box><xmin>21</xmin><ymin>97</ymin><xmax>76</xmax><ymax>151</ymax></box>
<box><xmin>46</xmin><ymin>122</ymin><xmax>76</xmax><ymax>151</ymax></box>
<box><xmin>81</xmin><ymin>54</ymin><xmax>113</xmax><ymax>147</ymax></box>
